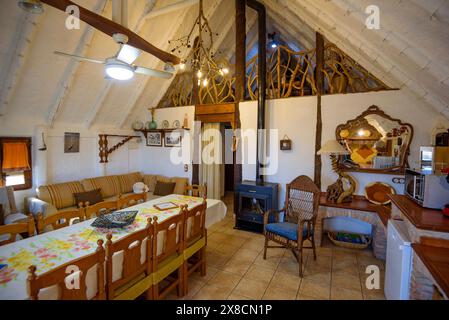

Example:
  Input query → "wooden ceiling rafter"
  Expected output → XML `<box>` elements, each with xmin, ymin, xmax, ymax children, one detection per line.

<box><xmin>0</xmin><ymin>11</ymin><xmax>47</xmax><ymax>116</ymax></box>
<box><xmin>143</xmin><ymin>0</ymin><xmax>198</xmax><ymax>20</ymax></box>
<box><xmin>277</xmin><ymin>0</ymin><xmax>397</xmax><ymax>91</ymax></box>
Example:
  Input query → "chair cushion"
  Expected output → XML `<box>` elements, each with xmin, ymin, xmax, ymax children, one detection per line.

<box><xmin>73</xmin><ymin>189</ymin><xmax>103</xmax><ymax>207</ymax></box>
<box><xmin>4</xmin><ymin>212</ymin><xmax>28</xmax><ymax>224</ymax></box>
<box><xmin>265</xmin><ymin>222</ymin><xmax>311</xmax><ymax>241</ymax></box>
<box><xmin>81</xmin><ymin>176</ymin><xmax>121</xmax><ymax>199</ymax></box>
<box><xmin>117</xmin><ymin>172</ymin><xmax>143</xmax><ymax>194</ymax></box>
<box><xmin>153</xmin><ymin>181</ymin><xmax>176</xmax><ymax>196</ymax></box>
<box><xmin>37</xmin><ymin>181</ymin><xmax>85</xmax><ymax>210</ymax></box>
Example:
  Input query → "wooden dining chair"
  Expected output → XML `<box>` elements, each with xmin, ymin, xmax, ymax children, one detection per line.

<box><xmin>117</xmin><ymin>193</ymin><xmax>147</xmax><ymax>210</ymax></box>
<box><xmin>105</xmin><ymin>218</ymin><xmax>153</xmax><ymax>300</ymax></box>
<box><xmin>0</xmin><ymin>214</ymin><xmax>35</xmax><ymax>246</ymax></box>
<box><xmin>27</xmin><ymin>239</ymin><xmax>106</xmax><ymax>300</ymax></box>
<box><xmin>152</xmin><ymin>210</ymin><xmax>186</xmax><ymax>300</ymax></box>
<box><xmin>37</xmin><ymin>209</ymin><xmax>84</xmax><ymax>234</ymax></box>
<box><xmin>83</xmin><ymin>200</ymin><xmax>118</xmax><ymax>220</ymax></box>
<box><xmin>263</xmin><ymin>175</ymin><xmax>321</xmax><ymax>277</ymax></box>
<box><xmin>184</xmin><ymin>184</ymin><xmax>207</xmax><ymax>198</ymax></box>
<box><xmin>181</xmin><ymin>199</ymin><xmax>207</xmax><ymax>295</ymax></box>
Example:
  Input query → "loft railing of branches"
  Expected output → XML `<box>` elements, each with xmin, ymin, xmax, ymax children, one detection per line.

<box><xmin>158</xmin><ymin>43</ymin><xmax>390</xmax><ymax>108</ymax></box>
<box><xmin>157</xmin><ymin>71</ymin><xmax>236</xmax><ymax>108</ymax></box>
<box><xmin>322</xmin><ymin>43</ymin><xmax>388</xmax><ymax>94</ymax></box>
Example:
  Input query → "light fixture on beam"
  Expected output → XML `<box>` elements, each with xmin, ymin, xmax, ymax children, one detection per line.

<box><xmin>18</xmin><ymin>0</ymin><xmax>44</xmax><ymax>14</ymax></box>
<box><xmin>268</xmin><ymin>32</ymin><xmax>279</xmax><ymax>49</ymax></box>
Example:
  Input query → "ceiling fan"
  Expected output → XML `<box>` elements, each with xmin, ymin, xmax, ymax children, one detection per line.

<box><xmin>17</xmin><ymin>0</ymin><xmax>181</xmax><ymax>79</ymax></box>
<box><xmin>55</xmin><ymin>33</ymin><xmax>174</xmax><ymax>80</ymax></box>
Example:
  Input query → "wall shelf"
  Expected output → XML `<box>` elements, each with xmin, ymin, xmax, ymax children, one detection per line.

<box><xmin>134</xmin><ymin>128</ymin><xmax>190</xmax><ymax>134</ymax></box>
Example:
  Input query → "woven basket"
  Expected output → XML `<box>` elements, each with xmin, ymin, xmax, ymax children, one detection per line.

<box><xmin>327</xmin><ymin>231</ymin><xmax>372</xmax><ymax>250</ymax></box>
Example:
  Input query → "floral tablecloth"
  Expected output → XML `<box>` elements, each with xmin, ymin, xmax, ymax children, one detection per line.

<box><xmin>0</xmin><ymin>195</ymin><xmax>226</xmax><ymax>300</ymax></box>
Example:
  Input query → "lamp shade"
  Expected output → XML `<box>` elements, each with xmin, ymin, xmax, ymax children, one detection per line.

<box><xmin>317</xmin><ymin>140</ymin><xmax>349</xmax><ymax>155</ymax></box>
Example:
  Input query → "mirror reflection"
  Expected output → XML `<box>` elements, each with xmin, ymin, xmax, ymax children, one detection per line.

<box><xmin>336</xmin><ymin>106</ymin><xmax>413</xmax><ymax>172</ymax></box>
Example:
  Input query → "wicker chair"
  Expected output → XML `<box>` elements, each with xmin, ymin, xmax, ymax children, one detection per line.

<box><xmin>263</xmin><ymin>175</ymin><xmax>321</xmax><ymax>277</ymax></box>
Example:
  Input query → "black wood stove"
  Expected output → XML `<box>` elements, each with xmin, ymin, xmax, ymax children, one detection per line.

<box><xmin>235</xmin><ymin>181</ymin><xmax>278</xmax><ymax>233</ymax></box>
<box><xmin>234</xmin><ymin>1</ymin><xmax>277</xmax><ymax>233</ymax></box>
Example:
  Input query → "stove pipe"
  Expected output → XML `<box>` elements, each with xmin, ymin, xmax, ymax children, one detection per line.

<box><xmin>246</xmin><ymin>0</ymin><xmax>266</xmax><ymax>185</ymax></box>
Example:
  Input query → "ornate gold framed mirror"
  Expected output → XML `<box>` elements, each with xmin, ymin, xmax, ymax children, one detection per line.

<box><xmin>335</xmin><ymin>105</ymin><xmax>414</xmax><ymax>174</ymax></box>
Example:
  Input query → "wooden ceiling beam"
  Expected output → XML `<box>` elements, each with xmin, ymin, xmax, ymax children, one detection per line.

<box><xmin>41</xmin><ymin>0</ymin><xmax>179</xmax><ymax>64</ymax></box>
<box><xmin>117</xmin><ymin>0</ymin><xmax>224</xmax><ymax>128</ymax></box>
<box><xmin>0</xmin><ymin>12</ymin><xmax>46</xmax><ymax>116</ymax></box>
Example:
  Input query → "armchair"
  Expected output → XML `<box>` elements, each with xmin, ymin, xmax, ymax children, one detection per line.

<box><xmin>263</xmin><ymin>176</ymin><xmax>321</xmax><ymax>277</ymax></box>
<box><xmin>0</xmin><ymin>186</ymin><xmax>28</xmax><ymax>225</ymax></box>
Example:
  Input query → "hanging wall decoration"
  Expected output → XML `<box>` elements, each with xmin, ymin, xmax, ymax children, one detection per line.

<box><xmin>280</xmin><ymin>135</ymin><xmax>292</xmax><ymax>151</ymax></box>
<box><xmin>164</xmin><ymin>130</ymin><xmax>182</xmax><ymax>147</ymax></box>
<box><xmin>146</xmin><ymin>131</ymin><xmax>163</xmax><ymax>147</ymax></box>
<box><xmin>64</xmin><ymin>132</ymin><xmax>80</xmax><ymax>153</ymax></box>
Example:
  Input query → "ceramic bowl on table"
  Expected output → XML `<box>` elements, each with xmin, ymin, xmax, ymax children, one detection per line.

<box><xmin>364</xmin><ymin>182</ymin><xmax>396</xmax><ymax>205</ymax></box>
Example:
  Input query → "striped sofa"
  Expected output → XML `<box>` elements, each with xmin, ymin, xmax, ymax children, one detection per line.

<box><xmin>26</xmin><ymin>173</ymin><xmax>188</xmax><ymax>218</ymax></box>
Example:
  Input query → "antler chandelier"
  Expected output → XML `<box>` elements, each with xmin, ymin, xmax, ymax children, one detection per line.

<box><xmin>169</xmin><ymin>0</ymin><xmax>230</xmax><ymax>87</ymax></box>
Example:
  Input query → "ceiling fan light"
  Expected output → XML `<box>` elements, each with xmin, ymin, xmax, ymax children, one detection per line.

<box><xmin>18</xmin><ymin>0</ymin><xmax>44</xmax><ymax>14</ymax></box>
<box><xmin>105</xmin><ymin>61</ymin><xmax>134</xmax><ymax>81</ymax></box>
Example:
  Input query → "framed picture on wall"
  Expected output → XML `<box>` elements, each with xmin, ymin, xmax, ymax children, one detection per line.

<box><xmin>146</xmin><ymin>131</ymin><xmax>163</xmax><ymax>147</ymax></box>
<box><xmin>64</xmin><ymin>132</ymin><xmax>80</xmax><ymax>153</ymax></box>
<box><xmin>164</xmin><ymin>130</ymin><xmax>182</xmax><ymax>147</ymax></box>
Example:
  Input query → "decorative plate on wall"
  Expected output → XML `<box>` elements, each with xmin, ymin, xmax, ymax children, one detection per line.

<box><xmin>364</xmin><ymin>182</ymin><xmax>396</xmax><ymax>205</ymax></box>
<box><xmin>173</xmin><ymin>120</ymin><xmax>180</xmax><ymax>128</ymax></box>
<box><xmin>162</xmin><ymin>120</ymin><xmax>170</xmax><ymax>129</ymax></box>
<box><xmin>132</xmin><ymin>121</ymin><xmax>144</xmax><ymax>130</ymax></box>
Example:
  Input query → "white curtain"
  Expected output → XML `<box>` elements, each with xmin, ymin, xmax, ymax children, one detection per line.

<box><xmin>200</xmin><ymin>123</ymin><xmax>224</xmax><ymax>200</ymax></box>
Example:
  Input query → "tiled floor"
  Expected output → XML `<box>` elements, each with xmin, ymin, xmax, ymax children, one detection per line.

<box><xmin>169</xmin><ymin>193</ymin><xmax>386</xmax><ymax>300</ymax></box>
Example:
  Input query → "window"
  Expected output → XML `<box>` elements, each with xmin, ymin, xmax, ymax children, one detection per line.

<box><xmin>0</xmin><ymin>137</ymin><xmax>32</xmax><ymax>190</ymax></box>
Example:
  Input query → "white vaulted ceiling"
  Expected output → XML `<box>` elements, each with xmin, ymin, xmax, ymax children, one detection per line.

<box><xmin>0</xmin><ymin>0</ymin><xmax>448</xmax><ymax>133</ymax></box>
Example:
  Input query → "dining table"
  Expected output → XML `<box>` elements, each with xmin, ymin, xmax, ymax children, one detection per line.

<box><xmin>0</xmin><ymin>194</ymin><xmax>227</xmax><ymax>300</ymax></box>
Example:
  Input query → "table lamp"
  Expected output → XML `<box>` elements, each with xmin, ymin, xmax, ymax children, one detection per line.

<box><xmin>318</xmin><ymin>140</ymin><xmax>356</xmax><ymax>204</ymax></box>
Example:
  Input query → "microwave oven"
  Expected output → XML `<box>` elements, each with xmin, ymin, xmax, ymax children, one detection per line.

<box><xmin>404</xmin><ymin>169</ymin><xmax>449</xmax><ymax>209</ymax></box>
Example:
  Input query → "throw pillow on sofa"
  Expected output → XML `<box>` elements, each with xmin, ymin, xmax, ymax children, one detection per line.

<box><xmin>74</xmin><ymin>189</ymin><xmax>103</xmax><ymax>207</ymax></box>
<box><xmin>153</xmin><ymin>181</ymin><xmax>176</xmax><ymax>196</ymax></box>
